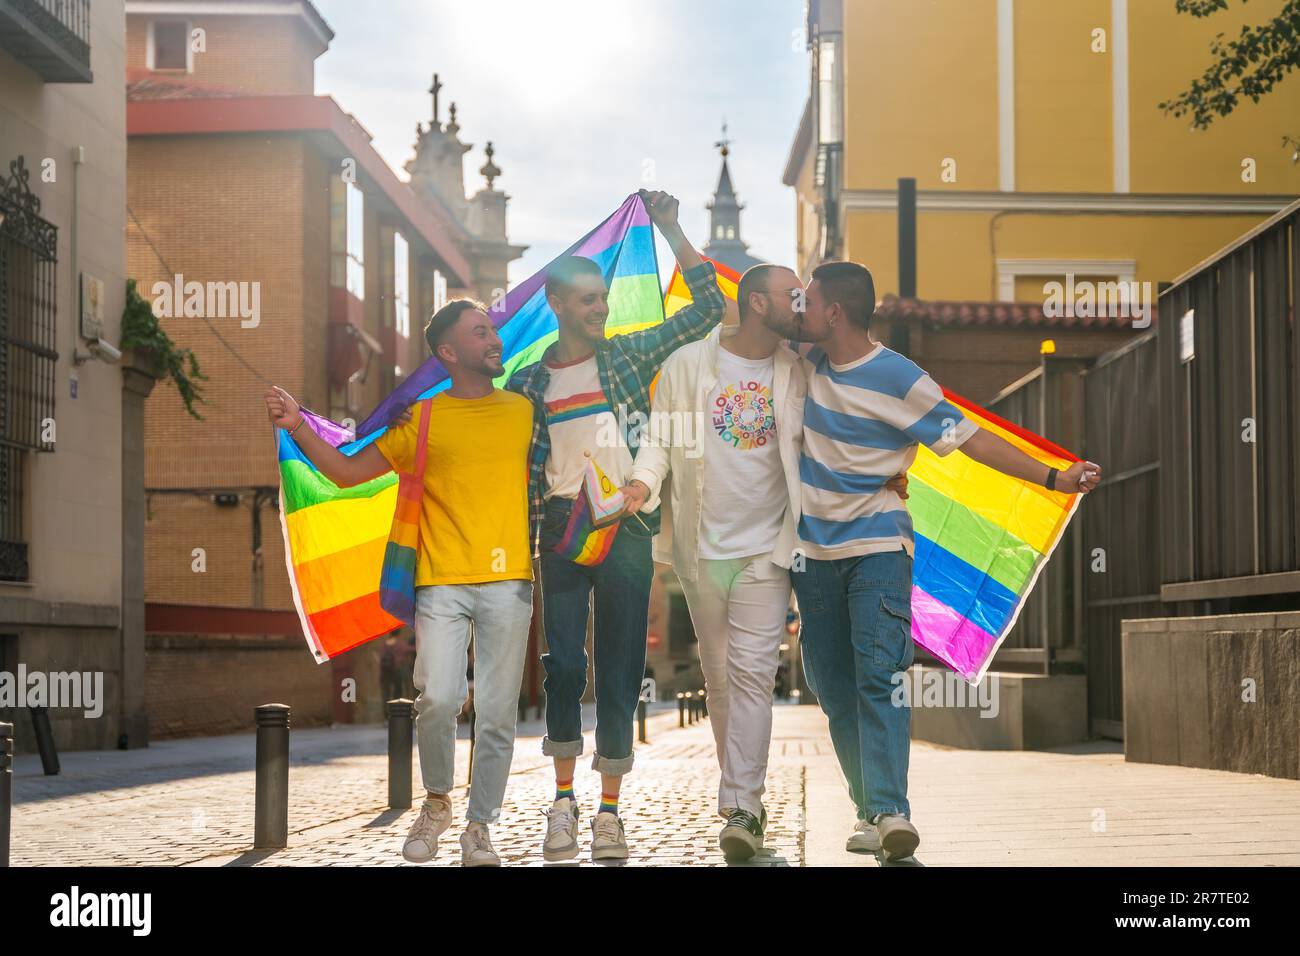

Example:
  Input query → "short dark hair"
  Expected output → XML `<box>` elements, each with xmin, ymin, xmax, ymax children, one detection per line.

<box><xmin>811</xmin><ymin>261</ymin><xmax>876</xmax><ymax>329</ymax></box>
<box><xmin>424</xmin><ymin>298</ymin><xmax>486</xmax><ymax>354</ymax></box>
<box><xmin>737</xmin><ymin>264</ymin><xmax>788</xmax><ymax>319</ymax></box>
<box><xmin>545</xmin><ymin>256</ymin><xmax>603</xmax><ymax>300</ymax></box>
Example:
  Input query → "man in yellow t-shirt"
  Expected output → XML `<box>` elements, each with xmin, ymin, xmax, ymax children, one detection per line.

<box><xmin>264</xmin><ymin>299</ymin><xmax>532</xmax><ymax>868</ymax></box>
<box><xmin>373</xmin><ymin>383</ymin><xmax>532</xmax><ymax>587</ymax></box>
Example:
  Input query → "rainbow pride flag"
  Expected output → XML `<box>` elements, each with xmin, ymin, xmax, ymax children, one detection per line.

<box><xmin>554</xmin><ymin>455</ymin><xmax>624</xmax><ymax>565</ymax></box>
<box><xmin>665</xmin><ymin>256</ymin><xmax>740</xmax><ymax>320</ymax></box>
<box><xmin>279</xmin><ymin>194</ymin><xmax>663</xmax><ymax>662</ymax></box>
<box><xmin>665</xmin><ymin>259</ymin><xmax>1081</xmax><ymax>683</ymax></box>
<box><xmin>908</xmin><ymin>391</ymin><xmax>1079</xmax><ymax>682</ymax></box>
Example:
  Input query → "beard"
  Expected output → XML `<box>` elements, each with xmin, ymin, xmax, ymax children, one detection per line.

<box><xmin>767</xmin><ymin>312</ymin><xmax>822</xmax><ymax>342</ymax></box>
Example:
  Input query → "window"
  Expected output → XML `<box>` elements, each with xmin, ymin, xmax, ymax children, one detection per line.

<box><xmin>433</xmin><ymin>269</ymin><xmax>447</xmax><ymax>314</ymax></box>
<box><xmin>393</xmin><ymin>232</ymin><xmax>410</xmax><ymax>339</ymax></box>
<box><xmin>816</xmin><ymin>34</ymin><xmax>843</xmax><ymax>146</ymax></box>
<box><xmin>0</xmin><ymin>156</ymin><xmax>58</xmax><ymax>582</ymax></box>
<box><xmin>149</xmin><ymin>20</ymin><xmax>190</xmax><ymax>72</ymax></box>
<box><xmin>726</xmin><ymin>225</ymin><xmax>736</xmax><ymax>239</ymax></box>
<box><xmin>345</xmin><ymin>181</ymin><xmax>364</xmax><ymax>300</ymax></box>
<box><xmin>997</xmin><ymin>259</ymin><xmax>1137</xmax><ymax>309</ymax></box>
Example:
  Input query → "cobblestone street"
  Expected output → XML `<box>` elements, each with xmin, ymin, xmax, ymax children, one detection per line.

<box><xmin>11</xmin><ymin>704</ymin><xmax>1300</xmax><ymax>867</ymax></box>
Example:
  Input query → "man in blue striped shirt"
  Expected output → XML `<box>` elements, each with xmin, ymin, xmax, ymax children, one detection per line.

<box><xmin>790</xmin><ymin>261</ymin><xmax>1101</xmax><ymax>862</ymax></box>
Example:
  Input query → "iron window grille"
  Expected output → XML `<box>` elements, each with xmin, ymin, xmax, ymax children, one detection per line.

<box><xmin>0</xmin><ymin>156</ymin><xmax>59</xmax><ymax>581</ymax></box>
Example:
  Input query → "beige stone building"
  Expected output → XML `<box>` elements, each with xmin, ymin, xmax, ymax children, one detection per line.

<box><xmin>0</xmin><ymin>0</ymin><xmax>137</xmax><ymax>752</ymax></box>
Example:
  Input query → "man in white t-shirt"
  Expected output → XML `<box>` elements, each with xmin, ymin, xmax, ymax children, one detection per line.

<box><xmin>790</xmin><ymin>260</ymin><xmax>1102</xmax><ymax>862</ymax></box>
<box><xmin>629</xmin><ymin>264</ymin><xmax>904</xmax><ymax>862</ymax></box>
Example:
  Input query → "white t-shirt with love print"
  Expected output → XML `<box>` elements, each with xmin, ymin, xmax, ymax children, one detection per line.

<box><xmin>699</xmin><ymin>348</ymin><xmax>786</xmax><ymax>560</ymax></box>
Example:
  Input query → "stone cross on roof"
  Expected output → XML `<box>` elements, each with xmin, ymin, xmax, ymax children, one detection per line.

<box><xmin>429</xmin><ymin>72</ymin><xmax>443</xmax><ymax>125</ymax></box>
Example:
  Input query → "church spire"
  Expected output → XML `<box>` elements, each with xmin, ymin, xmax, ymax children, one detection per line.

<box><xmin>702</xmin><ymin>122</ymin><xmax>765</xmax><ymax>273</ymax></box>
<box><xmin>713</xmin><ymin>120</ymin><xmax>736</xmax><ymax>203</ymax></box>
<box><xmin>706</xmin><ymin>121</ymin><xmax>743</xmax><ymax>243</ymax></box>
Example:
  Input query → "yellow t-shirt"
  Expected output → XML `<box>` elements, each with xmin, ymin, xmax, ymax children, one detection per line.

<box><xmin>374</xmin><ymin>389</ymin><xmax>533</xmax><ymax>586</ymax></box>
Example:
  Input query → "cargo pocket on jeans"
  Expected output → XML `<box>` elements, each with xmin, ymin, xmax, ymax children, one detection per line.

<box><xmin>873</xmin><ymin>594</ymin><xmax>915</xmax><ymax>672</ymax></box>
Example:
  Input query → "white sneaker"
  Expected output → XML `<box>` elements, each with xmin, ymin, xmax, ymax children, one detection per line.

<box><xmin>591</xmin><ymin>810</ymin><xmax>628</xmax><ymax>861</ymax></box>
<box><xmin>875</xmin><ymin>813</ymin><xmax>920</xmax><ymax>860</ymax></box>
<box><xmin>542</xmin><ymin>798</ymin><xmax>580</xmax><ymax>862</ymax></box>
<box><xmin>459</xmin><ymin>822</ymin><xmax>501</xmax><ymax>867</ymax></box>
<box><xmin>402</xmin><ymin>797</ymin><xmax>452</xmax><ymax>863</ymax></box>
<box><xmin>846</xmin><ymin>818</ymin><xmax>881</xmax><ymax>853</ymax></box>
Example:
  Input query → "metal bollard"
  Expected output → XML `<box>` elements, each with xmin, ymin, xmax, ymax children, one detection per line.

<box><xmin>637</xmin><ymin>699</ymin><xmax>647</xmax><ymax>744</ymax></box>
<box><xmin>700</xmin><ymin>691</ymin><xmax>708</xmax><ymax>719</ymax></box>
<box><xmin>30</xmin><ymin>706</ymin><xmax>59</xmax><ymax>776</ymax></box>
<box><xmin>386</xmin><ymin>699</ymin><xmax>414</xmax><ymax>810</ymax></box>
<box><xmin>254</xmin><ymin>704</ymin><xmax>290</xmax><ymax>849</ymax></box>
<box><xmin>1</xmin><ymin>722</ymin><xmax>12</xmax><ymax>868</ymax></box>
<box><xmin>677</xmin><ymin>693</ymin><xmax>685</xmax><ymax>727</ymax></box>
<box><xmin>689</xmin><ymin>692</ymin><xmax>698</xmax><ymax>724</ymax></box>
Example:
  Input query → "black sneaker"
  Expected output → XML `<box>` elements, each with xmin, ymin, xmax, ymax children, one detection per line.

<box><xmin>718</xmin><ymin>806</ymin><xmax>766</xmax><ymax>862</ymax></box>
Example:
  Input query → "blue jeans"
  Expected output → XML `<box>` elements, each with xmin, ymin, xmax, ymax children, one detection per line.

<box><xmin>538</xmin><ymin>497</ymin><xmax>654</xmax><ymax>776</ymax></box>
<box><xmin>792</xmin><ymin>549</ymin><xmax>915</xmax><ymax>821</ymax></box>
<box><xmin>412</xmin><ymin>579</ymin><xmax>534</xmax><ymax>823</ymax></box>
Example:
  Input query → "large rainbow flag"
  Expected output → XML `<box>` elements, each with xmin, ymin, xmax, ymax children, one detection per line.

<box><xmin>674</xmin><ymin>257</ymin><xmax>1081</xmax><ymax>684</ymax></box>
<box><xmin>907</xmin><ymin>391</ymin><xmax>1079</xmax><ymax>682</ymax></box>
<box><xmin>278</xmin><ymin>194</ymin><xmax>662</xmax><ymax>662</ymax></box>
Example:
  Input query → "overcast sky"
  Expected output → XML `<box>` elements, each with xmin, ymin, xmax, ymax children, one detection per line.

<box><xmin>311</xmin><ymin>0</ymin><xmax>809</xmax><ymax>284</ymax></box>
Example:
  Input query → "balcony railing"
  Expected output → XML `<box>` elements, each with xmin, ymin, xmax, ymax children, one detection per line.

<box><xmin>0</xmin><ymin>0</ymin><xmax>92</xmax><ymax>82</ymax></box>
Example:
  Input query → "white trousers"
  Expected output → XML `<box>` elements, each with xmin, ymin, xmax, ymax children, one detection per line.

<box><xmin>679</xmin><ymin>552</ymin><xmax>792</xmax><ymax>815</ymax></box>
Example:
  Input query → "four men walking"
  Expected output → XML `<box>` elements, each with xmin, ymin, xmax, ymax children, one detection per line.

<box><xmin>264</xmin><ymin>190</ymin><xmax>1101</xmax><ymax>866</ymax></box>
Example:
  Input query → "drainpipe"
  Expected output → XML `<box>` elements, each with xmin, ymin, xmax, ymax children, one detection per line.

<box><xmin>896</xmin><ymin>177</ymin><xmax>916</xmax><ymax>357</ymax></box>
<box><xmin>71</xmin><ymin>145</ymin><xmax>84</xmax><ymax>347</ymax></box>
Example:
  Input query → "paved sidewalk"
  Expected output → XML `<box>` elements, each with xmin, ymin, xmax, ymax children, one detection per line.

<box><xmin>10</xmin><ymin>705</ymin><xmax>1300</xmax><ymax>866</ymax></box>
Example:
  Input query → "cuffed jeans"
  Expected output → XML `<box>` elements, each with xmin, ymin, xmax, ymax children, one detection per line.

<box><xmin>538</xmin><ymin>497</ymin><xmax>653</xmax><ymax>776</ymax></box>
<box><xmin>679</xmin><ymin>552</ymin><xmax>791</xmax><ymax>816</ymax></box>
<box><xmin>792</xmin><ymin>549</ymin><xmax>915</xmax><ymax>821</ymax></box>
<box><xmin>412</xmin><ymin>579</ymin><xmax>533</xmax><ymax>823</ymax></box>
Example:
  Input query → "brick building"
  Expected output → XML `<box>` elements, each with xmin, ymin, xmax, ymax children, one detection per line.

<box><xmin>124</xmin><ymin>0</ymin><xmax>524</xmax><ymax>736</ymax></box>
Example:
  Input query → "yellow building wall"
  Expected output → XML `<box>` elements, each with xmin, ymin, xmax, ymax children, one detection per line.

<box><xmin>843</xmin><ymin>0</ymin><xmax>1000</xmax><ymax>190</ymax></box>
<box><xmin>1014</xmin><ymin>0</ymin><xmax>1112</xmax><ymax>192</ymax></box>
<box><xmin>1128</xmin><ymin>0</ymin><xmax>1300</xmax><ymax>194</ymax></box>
<box><xmin>845</xmin><ymin>209</ymin><xmax>991</xmax><ymax>300</ymax></box>
<box><xmin>792</xmin><ymin>147</ymin><xmax>819</xmax><ymax>277</ymax></box>
<box><xmin>846</xmin><ymin>208</ymin><xmax>1268</xmax><ymax>301</ymax></box>
<box><xmin>800</xmin><ymin>1</ymin><xmax>1300</xmax><ymax>298</ymax></box>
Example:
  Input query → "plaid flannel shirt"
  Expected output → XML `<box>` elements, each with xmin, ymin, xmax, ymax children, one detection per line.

<box><xmin>506</xmin><ymin>261</ymin><xmax>726</xmax><ymax>558</ymax></box>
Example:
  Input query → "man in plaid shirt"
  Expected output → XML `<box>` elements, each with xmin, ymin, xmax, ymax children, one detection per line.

<box><xmin>506</xmin><ymin>189</ymin><xmax>724</xmax><ymax>862</ymax></box>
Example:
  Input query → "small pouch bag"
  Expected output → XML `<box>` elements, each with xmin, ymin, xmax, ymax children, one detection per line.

<box><xmin>378</xmin><ymin>399</ymin><xmax>432</xmax><ymax>625</ymax></box>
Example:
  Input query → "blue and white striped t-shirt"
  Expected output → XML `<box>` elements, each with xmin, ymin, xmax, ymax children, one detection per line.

<box><xmin>796</xmin><ymin>343</ymin><xmax>978</xmax><ymax>560</ymax></box>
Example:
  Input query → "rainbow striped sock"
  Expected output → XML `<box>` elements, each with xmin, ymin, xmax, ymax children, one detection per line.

<box><xmin>599</xmin><ymin>792</ymin><xmax>619</xmax><ymax>816</ymax></box>
<box><xmin>555</xmin><ymin>778</ymin><xmax>575</xmax><ymax>803</ymax></box>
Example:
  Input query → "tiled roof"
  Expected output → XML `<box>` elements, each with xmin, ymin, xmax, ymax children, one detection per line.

<box><xmin>875</xmin><ymin>295</ymin><xmax>1140</xmax><ymax>329</ymax></box>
